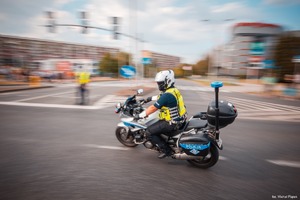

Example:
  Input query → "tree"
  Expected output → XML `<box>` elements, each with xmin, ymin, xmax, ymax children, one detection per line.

<box><xmin>117</xmin><ymin>51</ymin><xmax>132</xmax><ymax>66</ymax></box>
<box><xmin>99</xmin><ymin>52</ymin><xmax>133</xmax><ymax>76</ymax></box>
<box><xmin>175</xmin><ymin>63</ymin><xmax>192</xmax><ymax>77</ymax></box>
<box><xmin>274</xmin><ymin>33</ymin><xmax>300</xmax><ymax>81</ymax></box>
<box><xmin>99</xmin><ymin>53</ymin><xmax>117</xmax><ymax>75</ymax></box>
<box><xmin>193</xmin><ymin>55</ymin><xmax>209</xmax><ymax>75</ymax></box>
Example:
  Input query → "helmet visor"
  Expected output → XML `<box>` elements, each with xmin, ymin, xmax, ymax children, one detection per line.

<box><xmin>157</xmin><ymin>81</ymin><xmax>165</xmax><ymax>91</ymax></box>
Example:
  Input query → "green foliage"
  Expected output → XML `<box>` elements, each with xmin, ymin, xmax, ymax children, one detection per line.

<box><xmin>99</xmin><ymin>52</ymin><xmax>133</xmax><ymax>76</ymax></box>
<box><xmin>193</xmin><ymin>55</ymin><xmax>209</xmax><ymax>75</ymax></box>
<box><xmin>144</xmin><ymin>65</ymin><xmax>157</xmax><ymax>78</ymax></box>
<box><xmin>274</xmin><ymin>34</ymin><xmax>300</xmax><ymax>81</ymax></box>
<box><xmin>175</xmin><ymin>63</ymin><xmax>192</xmax><ymax>77</ymax></box>
<box><xmin>173</xmin><ymin>66</ymin><xmax>184</xmax><ymax>77</ymax></box>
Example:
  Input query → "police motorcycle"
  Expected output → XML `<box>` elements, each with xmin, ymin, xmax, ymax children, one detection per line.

<box><xmin>114</xmin><ymin>82</ymin><xmax>237</xmax><ymax>169</ymax></box>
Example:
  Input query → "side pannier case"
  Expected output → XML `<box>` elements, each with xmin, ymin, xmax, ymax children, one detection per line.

<box><xmin>207</xmin><ymin>100</ymin><xmax>237</xmax><ymax>128</ymax></box>
<box><xmin>179</xmin><ymin>133</ymin><xmax>210</xmax><ymax>156</ymax></box>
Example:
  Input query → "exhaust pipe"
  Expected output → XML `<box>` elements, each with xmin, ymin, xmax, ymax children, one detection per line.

<box><xmin>172</xmin><ymin>153</ymin><xmax>204</xmax><ymax>160</ymax></box>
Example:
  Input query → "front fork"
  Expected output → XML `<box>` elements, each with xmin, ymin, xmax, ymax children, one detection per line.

<box><xmin>117</xmin><ymin>122</ymin><xmax>146</xmax><ymax>144</ymax></box>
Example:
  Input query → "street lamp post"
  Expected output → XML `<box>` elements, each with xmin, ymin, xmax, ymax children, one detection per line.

<box><xmin>201</xmin><ymin>19</ymin><xmax>235</xmax><ymax>77</ymax></box>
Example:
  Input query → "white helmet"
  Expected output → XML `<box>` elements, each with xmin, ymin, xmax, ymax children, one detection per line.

<box><xmin>155</xmin><ymin>70</ymin><xmax>175</xmax><ymax>91</ymax></box>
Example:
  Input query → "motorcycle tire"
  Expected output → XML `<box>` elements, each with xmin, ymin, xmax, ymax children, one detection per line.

<box><xmin>115</xmin><ymin>127</ymin><xmax>138</xmax><ymax>147</ymax></box>
<box><xmin>187</xmin><ymin>144</ymin><xmax>219</xmax><ymax>169</ymax></box>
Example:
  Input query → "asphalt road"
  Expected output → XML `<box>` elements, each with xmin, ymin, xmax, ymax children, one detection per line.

<box><xmin>0</xmin><ymin>80</ymin><xmax>299</xmax><ymax>200</ymax></box>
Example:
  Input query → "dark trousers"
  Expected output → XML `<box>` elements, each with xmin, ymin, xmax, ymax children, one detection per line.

<box><xmin>147</xmin><ymin>120</ymin><xmax>176</xmax><ymax>150</ymax></box>
<box><xmin>79</xmin><ymin>84</ymin><xmax>87</xmax><ymax>104</ymax></box>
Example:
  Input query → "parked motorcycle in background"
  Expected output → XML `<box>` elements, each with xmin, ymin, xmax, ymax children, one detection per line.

<box><xmin>114</xmin><ymin>82</ymin><xmax>237</xmax><ymax>169</ymax></box>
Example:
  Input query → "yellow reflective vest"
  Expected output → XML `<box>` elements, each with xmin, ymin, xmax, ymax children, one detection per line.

<box><xmin>76</xmin><ymin>72</ymin><xmax>90</xmax><ymax>84</ymax></box>
<box><xmin>158</xmin><ymin>87</ymin><xmax>187</xmax><ymax>122</ymax></box>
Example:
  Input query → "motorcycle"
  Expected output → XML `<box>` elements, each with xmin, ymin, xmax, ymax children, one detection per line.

<box><xmin>114</xmin><ymin>82</ymin><xmax>237</xmax><ymax>169</ymax></box>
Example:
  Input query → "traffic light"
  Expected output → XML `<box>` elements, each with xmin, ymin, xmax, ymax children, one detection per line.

<box><xmin>111</xmin><ymin>17</ymin><xmax>120</xmax><ymax>40</ymax></box>
<box><xmin>45</xmin><ymin>11</ymin><xmax>56</xmax><ymax>33</ymax></box>
<box><xmin>80</xmin><ymin>11</ymin><xmax>88</xmax><ymax>34</ymax></box>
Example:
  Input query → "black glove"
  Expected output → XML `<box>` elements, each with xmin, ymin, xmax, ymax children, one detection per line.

<box><xmin>134</xmin><ymin>114</ymin><xmax>141</xmax><ymax>120</ymax></box>
<box><xmin>139</xmin><ymin>96</ymin><xmax>152</xmax><ymax>104</ymax></box>
<box><xmin>146</xmin><ymin>96</ymin><xmax>152</xmax><ymax>103</ymax></box>
<box><xmin>139</xmin><ymin>99</ymin><xmax>146</xmax><ymax>104</ymax></box>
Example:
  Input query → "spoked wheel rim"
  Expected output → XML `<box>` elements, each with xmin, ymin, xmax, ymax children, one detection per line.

<box><xmin>115</xmin><ymin>127</ymin><xmax>138</xmax><ymax>147</ymax></box>
<box><xmin>187</xmin><ymin>145</ymin><xmax>219</xmax><ymax>169</ymax></box>
<box><xmin>119</xmin><ymin>128</ymin><xmax>133</xmax><ymax>142</ymax></box>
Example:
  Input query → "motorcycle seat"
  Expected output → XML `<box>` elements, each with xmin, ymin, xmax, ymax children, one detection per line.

<box><xmin>184</xmin><ymin>118</ymin><xmax>207</xmax><ymax>131</ymax></box>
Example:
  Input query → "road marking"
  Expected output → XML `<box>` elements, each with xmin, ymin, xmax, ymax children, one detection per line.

<box><xmin>1</xmin><ymin>94</ymin><xmax>299</xmax><ymax>122</ymax></box>
<box><xmin>219</xmin><ymin>156</ymin><xmax>228</xmax><ymax>161</ymax></box>
<box><xmin>82</xmin><ymin>144</ymin><xmax>130</xmax><ymax>150</ymax></box>
<box><xmin>227</xmin><ymin>97</ymin><xmax>300</xmax><ymax>112</ymax></box>
<box><xmin>94</xmin><ymin>95</ymin><xmax>117</xmax><ymax>106</ymax></box>
<box><xmin>83</xmin><ymin>144</ymin><xmax>229</xmax><ymax>161</ymax></box>
<box><xmin>15</xmin><ymin>91</ymin><xmax>74</xmax><ymax>102</ymax></box>
<box><xmin>0</xmin><ymin>101</ymin><xmax>98</xmax><ymax>109</ymax></box>
<box><xmin>0</xmin><ymin>95</ymin><xmax>126</xmax><ymax>110</ymax></box>
<box><xmin>267</xmin><ymin>160</ymin><xmax>300</xmax><ymax>168</ymax></box>
<box><xmin>177</xmin><ymin>85</ymin><xmax>229</xmax><ymax>92</ymax></box>
<box><xmin>0</xmin><ymin>91</ymin><xmax>23</xmax><ymax>95</ymax></box>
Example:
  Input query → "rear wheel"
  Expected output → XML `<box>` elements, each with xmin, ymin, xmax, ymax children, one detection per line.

<box><xmin>187</xmin><ymin>144</ymin><xmax>219</xmax><ymax>169</ymax></box>
<box><xmin>115</xmin><ymin>127</ymin><xmax>138</xmax><ymax>147</ymax></box>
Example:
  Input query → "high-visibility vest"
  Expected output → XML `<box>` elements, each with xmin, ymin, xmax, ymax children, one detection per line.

<box><xmin>77</xmin><ymin>72</ymin><xmax>90</xmax><ymax>84</ymax></box>
<box><xmin>158</xmin><ymin>87</ymin><xmax>187</xmax><ymax>121</ymax></box>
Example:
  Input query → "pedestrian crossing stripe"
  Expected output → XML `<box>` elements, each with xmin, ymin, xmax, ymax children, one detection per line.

<box><xmin>225</xmin><ymin>97</ymin><xmax>300</xmax><ymax>112</ymax></box>
<box><xmin>176</xmin><ymin>85</ymin><xmax>229</xmax><ymax>92</ymax></box>
<box><xmin>0</xmin><ymin>95</ymin><xmax>299</xmax><ymax>122</ymax></box>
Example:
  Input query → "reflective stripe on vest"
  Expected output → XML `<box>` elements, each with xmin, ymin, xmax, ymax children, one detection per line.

<box><xmin>158</xmin><ymin>87</ymin><xmax>186</xmax><ymax>121</ymax></box>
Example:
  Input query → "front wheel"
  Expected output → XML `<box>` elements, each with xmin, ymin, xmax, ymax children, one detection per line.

<box><xmin>115</xmin><ymin>127</ymin><xmax>138</xmax><ymax>147</ymax></box>
<box><xmin>187</xmin><ymin>144</ymin><xmax>219</xmax><ymax>169</ymax></box>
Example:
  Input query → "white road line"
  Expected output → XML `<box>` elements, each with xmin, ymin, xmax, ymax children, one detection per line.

<box><xmin>0</xmin><ymin>101</ymin><xmax>98</xmax><ymax>109</ymax></box>
<box><xmin>15</xmin><ymin>91</ymin><xmax>74</xmax><ymax>102</ymax></box>
<box><xmin>227</xmin><ymin>97</ymin><xmax>300</xmax><ymax>112</ymax></box>
<box><xmin>0</xmin><ymin>91</ymin><xmax>23</xmax><ymax>95</ymax></box>
<box><xmin>267</xmin><ymin>160</ymin><xmax>300</xmax><ymax>168</ymax></box>
<box><xmin>219</xmin><ymin>156</ymin><xmax>228</xmax><ymax>161</ymax></box>
<box><xmin>83</xmin><ymin>144</ymin><xmax>229</xmax><ymax>161</ymax></box>
<box><xmin>82</xmin><ymin>144</ymin><xmax>130</xmax><ymax>150</ymax></box>
<box><xmin>94</xmin><ymin>95</ymin><xmax>117</xmax><ymax>106</ymax></box>
<box><xmin>0</xmin><ymin>95</ymin><xmax>126</xmax><ymax>110</ymax></box>
<box><xmin>177</xmin><ymin>86</ymin><xmax>229</xmax><ymax>92</ymax></box>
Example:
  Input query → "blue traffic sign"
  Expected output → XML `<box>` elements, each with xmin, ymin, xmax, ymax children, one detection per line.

<box><xmin>142</xmin><ymin>58</ymin><xmax>152</xmax><ymax>64</ymax></box>
<box><xmin>120</xmin><ymin>65</ymin><xmax>136</xmax><ymax>78</ymax></box>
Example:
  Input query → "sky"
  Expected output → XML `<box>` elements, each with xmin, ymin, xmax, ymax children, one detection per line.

<box><xmin>0</xmin><ymin>0</ymin><xmax>300</xmax><ymax>64</ymax></box>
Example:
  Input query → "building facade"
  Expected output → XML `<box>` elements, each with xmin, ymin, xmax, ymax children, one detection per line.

<box><xmin>141</xmin><ymin>50</ymin><xmax>181</xmax><ymax>69</ymax></box>
<box><xmin>0</xmin><ymin>34</ymin><xmax>119</xmax><ymax>71</ymax></box>
<box><xmin>212</xmin><ymin>22</ymin><xmax>284</xmax><ymax>77</ymax></box>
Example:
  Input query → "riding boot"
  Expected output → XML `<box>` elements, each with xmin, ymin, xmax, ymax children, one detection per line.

<box><xmin>157</xmin><ymin>143</ymin><xmax>172</xmax><ymax>159</ymax></box>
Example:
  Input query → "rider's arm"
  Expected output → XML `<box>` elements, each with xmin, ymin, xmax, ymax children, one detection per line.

<box><xmin>139</xmin><ymin>94</ymin><xmax>169</xmax><ymax>118</ymax></box>
<box><xmin>139</xmin><ymin>105</ymin><xmax>158</xmax><ymax>118</ymax></box>
<box><xmin>145</xmin><ymin>105</ymin><xmax>158</xmax><ymax>116</ymax></box>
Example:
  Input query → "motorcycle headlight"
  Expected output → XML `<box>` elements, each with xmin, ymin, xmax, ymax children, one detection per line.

<box><xmin>116</xmin><ymin>102</ymin><xmax>122</xmax><ymax>109</ymax></box>
<box><xmin>115</xmin><ymin>103</ymin><xmax>122</xmax><ymax>114</ymax></box>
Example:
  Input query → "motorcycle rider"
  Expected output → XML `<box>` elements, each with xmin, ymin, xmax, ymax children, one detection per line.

<box><xmin>139</xmin><ymin>70</ymin><xmax>187</xmax><ymax>159</ymax></box>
